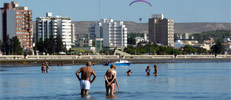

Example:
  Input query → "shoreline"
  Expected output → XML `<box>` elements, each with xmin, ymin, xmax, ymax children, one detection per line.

<box><xmin>0</xmin><ymin>58</ymin><xmax>230</xmax><ymax>67</ymax></box>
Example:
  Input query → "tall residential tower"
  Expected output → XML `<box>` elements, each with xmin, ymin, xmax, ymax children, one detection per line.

<box><xmin>0</xmin><ymin>1</ymin><xmax>33</xmax><ymax>50</ymax></box>
<box><xmin>36</xmin><ymin>12</ymin><xmax>75</xmax><ymax>50</ymax></box>
<box><xmin>89</xmin><ymin>19</ymin><xmax>127</xmax><ymax>48</ymax></box>
<box><xmin>149</xmin><ymin>14</ymin><xmax>174</xmax><ymax>47</ymax></box>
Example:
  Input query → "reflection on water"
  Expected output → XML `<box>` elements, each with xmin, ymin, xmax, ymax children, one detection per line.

<box><xmin>0</xmin><ymin>63</ymin><xmax>231</xmax><ymax>100</ymax></box>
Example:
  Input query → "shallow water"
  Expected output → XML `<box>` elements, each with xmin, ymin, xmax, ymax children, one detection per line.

<box><xmin>0</xmin><ymin>62</ymin><xmax>230</xmax><ymax>100</ymax></box>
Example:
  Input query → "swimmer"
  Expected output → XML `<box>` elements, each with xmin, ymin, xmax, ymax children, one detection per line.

<box><xmin>126</xmin><ymin>69</ymin><xmax>132</xmax><ymax>76</ymax></box>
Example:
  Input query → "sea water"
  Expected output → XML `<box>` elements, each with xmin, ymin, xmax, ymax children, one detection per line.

<box><xmin>0</xmin><ymin>62</ymin><xmax>230</xmax><ymax>100</ymax></box>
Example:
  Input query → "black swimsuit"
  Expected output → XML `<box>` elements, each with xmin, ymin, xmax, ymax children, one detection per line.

<box><xmin>105</xmin><ymin>74</ymin><xmax>115</xmax><ymax>85</ymax></box>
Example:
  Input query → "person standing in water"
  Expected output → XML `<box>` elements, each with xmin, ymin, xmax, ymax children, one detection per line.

<box><xmin>105</xmin><ymin>64</ymin><xmax>118</xmax><ymax>96</ymax></box>
<box><xmin>45</xmin><ymin>62</ymin><xmax>50</xmax><ymax>73</ymax></box>
<box><xmin>153</xmin><ymin>65</ymin><xmax>158</xmax><ymax>76</ymax></box>
<box><xmin>145</xmin><ymin>66</ymin><xmax>151</xmax><ymax>76</ymax></box>
<box><xmin>41</xmin><ymin>63</ymin><xmax>46</xmax><ymax>73</ymax></box>
<box><xmin>75</xmin><ymin>61</ymin><xmax>96</xmax><ymax>96</ymax></box>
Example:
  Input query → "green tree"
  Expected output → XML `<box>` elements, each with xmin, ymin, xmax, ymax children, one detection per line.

<box><xmin>197</xmin><ymin>47</ymin><xmax>207</xmax><ymax>54</ymax></box>
<box><xmin>55</xmin><ymin>35</ymin><xmax>65</xmax><ymax>54</ymax></box>
<box><xmin>44</xmin><ymin>38</ymin><xmax>49</xmax><ymax>54</ymax></box>
<box><xmin>47</xmin><ymin>34</ymin><xmax>55</xmax><ymax>54</ymax></box>
<box><xmin>35</xmin><ymin>38</ymin><xmax>44</xmax><ymax>53</ymax></box>
<box><xmin>192</xmin><ymin>30</ymin><xmax>231</xmax><ymax>43</ymax></box>
<box><xmin>2</xmin><ymin>35</ymin><xmax>10</xmax><ymax>55</ymax></box>
<box><xmin>211</xmin><ymin>40</ymin><xmax>225</xmax><ymax>55</ymax></box>
<box><xmin>12</xmin><ymin>36</ymin><xmax>23</xmax><ymax>55</ymax></box>
<box><xmin>182</xmin><ymin>45</ymin><xmax>197</xmax><ymax>54</ymax></box>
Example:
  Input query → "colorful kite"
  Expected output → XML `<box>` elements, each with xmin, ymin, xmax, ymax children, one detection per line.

<box><xmin>129</xmin><ymin>0</ymin><xmax>152</xmax><ymax>7</ymax></box>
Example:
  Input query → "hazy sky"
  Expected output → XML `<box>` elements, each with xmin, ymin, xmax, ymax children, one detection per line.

<box><xmin>1</xmin><ymin>0</ymin><xmax>230</xmax><ymax>23</ymax></box>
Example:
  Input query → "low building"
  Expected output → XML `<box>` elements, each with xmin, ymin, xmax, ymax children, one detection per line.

<box><xmin>95</xmin><ymin>38</ymin><xmax>103</xmax><ymax>52</ymax></box>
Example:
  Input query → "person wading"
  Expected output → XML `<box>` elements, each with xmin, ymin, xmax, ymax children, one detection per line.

<box><xmin>75</xmin><ymin>61</ymin><xmax>96</xmax><ymax>96</ymax></box>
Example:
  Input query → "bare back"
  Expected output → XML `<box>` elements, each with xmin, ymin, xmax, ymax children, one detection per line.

<box><xmin>78</xmin><ymin>66</ymin><xmax>95</xmax><ymax>81</ymax></box>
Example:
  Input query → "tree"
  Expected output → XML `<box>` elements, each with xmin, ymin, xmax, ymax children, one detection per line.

<box><xmin>47</xmin><ymin>34</ymin><xmax>55</xmax><ymax>54</ymax></box>
<box><xmin>211</xmin><ymin>40</ymin><xmax>225</xmax><ymax>55</ymax></box>
<box><xmin>44</xmin><ymin>38</ymin><xmax>49</xmax><ymax>55</ymax></box>
<box><xmin>55</xmin><ymin>35</ymin><xmax>65</xmax><ymax>54</ymax></box>
<box><xmin>35</xmin><ymin>38</ymin><xmax>44</xmax><ymax>53</ymax></box>
<box><xmin>127</xmin><ymin>36</ymin><xmax>136</xmax><ymax>45</ymax></box>
<box><xmin>182</xmin><ymin>45</ymin><xmax>197</xmax><ymax>54</ymax></box>
<box><xmin>1</xmin><ymin>36</ymin><xmax>23</xmax><ymax>55</ymax></box>
<box><xmin>12</xmin><ymin>36</ymin><xmax>23</xmax><ymax>55</ymax></box>
<box><xmin>197</xmin><ymin>47</ymin><xmax>207</xmax><ymax>54</ymax></box>
<box><xmin>2</xmin><ymin>35</ymin><xmax>10</xmax><ymax>55</ymax></box>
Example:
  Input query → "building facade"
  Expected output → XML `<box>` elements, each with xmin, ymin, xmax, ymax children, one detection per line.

<box><xmin>89</xmin><ymin>19</ymin><xmax>128</xmax><ymax>48</ymax></box>
<box><xmin>36</xmin><ymin>12</ymin><xmax>75</xmax><ymax>50</ymax></box>
<box><xmin>0</xmin><ymin>1</ymin><xmax>33</xmax><ymax>50</ymax></box>
<box><xmin>149</xmin><ymin>14</ymin><xmax>174</xmax><ymax>47</ymax></box>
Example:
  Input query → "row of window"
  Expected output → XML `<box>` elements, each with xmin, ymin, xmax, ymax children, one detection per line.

<box><xmin>17</xmin><ymin>35</ymin><xmax>31</xmax><ymax>38</ymax></box>
<box><xmin>16</xmin><ymin>12</ymin><xmax>32</xmax><ymax>14</ymax></box>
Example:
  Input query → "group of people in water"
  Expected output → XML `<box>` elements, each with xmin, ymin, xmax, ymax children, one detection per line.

<box><xmin>75</xmin><ymin>61</ymin><xmax>119</xmax><ymax>97</ymax></box>
<box><xmin>41</xmin><ymin>61</ymin><xmax>158</xmax><ymax>97</ymax></box>
<box><xmin>75</xmin><ymin>61</ymin><xmax>158</xmax><ymax>97</ymax></box>
<box><xmin>145</xmin><ymin>65</ymin><xmax>158</xmax><ymax>76</ymax></box>
<box><xmin>41</xmin><ymin>61</ymin><xmax>50</xmax><ymax>73</ymax></box>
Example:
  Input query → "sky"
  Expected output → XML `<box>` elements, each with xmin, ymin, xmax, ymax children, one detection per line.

<box><xmin>1</xmin><ymin>0</ymin><xmax>230</xmax><ymax>23</ymax></box>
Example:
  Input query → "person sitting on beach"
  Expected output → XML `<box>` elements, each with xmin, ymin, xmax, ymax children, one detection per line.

<box><xmin>153</xmin><ymin>65</ymin><xmax>158</xmax><ymax>76</ymax></box>
<box><xmin>126</xmin><ymin>69</ymin><xmax>132</xmax><ymax>76</ymax></box>
<box><xmin>145</xmin><ymin>66</ymin><xmax>151</xmax><ymax>76</ymax></box>
<box><xmin>105</xmin><ymin>64</ymin><xmax>118</xmax><ymax>96</ymax></box>
<box><xmin>75</xmin><ymin>61</ymin><xmax>96</xmax><ymax>96</ymax></box>
<box><xmin>41</xmin><ymin>63</ymin><xmax>46</xmax><ymax>73</ymax></box>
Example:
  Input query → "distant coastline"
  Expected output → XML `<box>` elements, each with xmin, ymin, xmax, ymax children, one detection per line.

<box><xmin>0</xmin><ymin>55</ymin><xmax>230</xmax><ymax>67</ymax></box>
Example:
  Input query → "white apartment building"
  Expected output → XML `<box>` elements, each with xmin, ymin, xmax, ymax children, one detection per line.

<box><xmin>89</xmin><ymin>19</ymin><xmax>127</xmax><ymax>48</ymax></box>
<box><xmin>36</xmin><ymin>12</ymin><xmax>75</xmax><ymax>50</ymax></box>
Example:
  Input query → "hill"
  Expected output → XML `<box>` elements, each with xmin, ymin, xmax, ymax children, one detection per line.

<box><xmin>72</xmin><ymin>21</ymin><xmax>230</xmax><ymax>34</ymax></box>
<box><xmin>33</xmin><ymin>21</ymin><xmax>231</xmax><ymax>37</ymax></box>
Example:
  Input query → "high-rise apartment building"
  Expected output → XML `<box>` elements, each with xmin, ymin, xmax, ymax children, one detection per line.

<box><xmin>36</xmin><ymin>12</ymin><xmax>75</xmax><ymax>50</ymax></box>
<box><xmin>0</xmin><ymin>1</ymin><xmax>33</xmax><ymax>49</ymax></box>
<box><xmin>89</xmin><ymin>19</ymin><xmax>127</xmax><ymax>48</ymax></box>
<box><xmin>149</xmin><ymin>14</ymin><xmax>174</xmax><ymax>47</ymax></box>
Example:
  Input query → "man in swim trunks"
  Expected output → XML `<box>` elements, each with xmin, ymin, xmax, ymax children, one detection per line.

<box><xmin>75</xmin><ymin>61</ymin><xmax>96</xmax><ymax>96</ymax></box>
<box><xmin>105</xmin><ymin>64</ymin><xmax>118</xmax><ymax>96</ymax></box>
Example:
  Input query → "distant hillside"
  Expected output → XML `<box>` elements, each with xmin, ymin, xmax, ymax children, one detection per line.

<box><xmin>72</xmin><ymin>21</ymin><xmax>230</xmax><ymax>34</ymax></box>
<box><xmin>34</xmin><ymin>21</ymin><xmax>231</xmax><ymax>37</ymax></box>
<box><xmin>174</xmin><ymin>23</ymin><xmax>231</xmax><ymax>34</ymax></box>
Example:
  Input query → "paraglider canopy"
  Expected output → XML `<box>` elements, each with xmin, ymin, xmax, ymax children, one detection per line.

<box><xmin>129</xmin><ymin>0</ymin><xmax>152</xmax><ymax>7</ymax></box>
